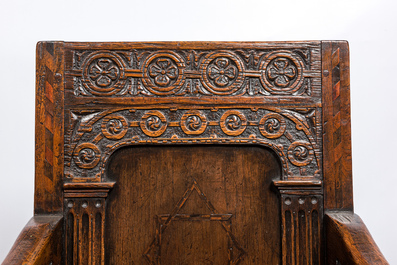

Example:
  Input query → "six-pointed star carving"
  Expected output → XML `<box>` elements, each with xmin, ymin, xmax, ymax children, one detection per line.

<box><xmin>143</xmin><ymin>179</ymin><xmax>246</xmax><ymax>265</ymax></box>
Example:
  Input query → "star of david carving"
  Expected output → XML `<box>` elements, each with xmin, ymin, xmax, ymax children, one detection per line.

<box><xmin>143</xmin><ymin>180</ymin><xmax>246</xmax><ymax>265</ymax></box>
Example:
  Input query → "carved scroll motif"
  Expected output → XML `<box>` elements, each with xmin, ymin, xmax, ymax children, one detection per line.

<box><xmin>69</xmin><ymin>48</ymin><xmax>320</xmax><ymax>97</ymax></box>
<box><xmin>64</xmin><ymin>107</ymin><xmax>322</xmax><ymax>181</ymax></box>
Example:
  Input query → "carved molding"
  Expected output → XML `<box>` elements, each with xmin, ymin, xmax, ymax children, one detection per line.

<box><xmin>64</xmin><ymin>107</ymin><xmax>322</xmax><ymax>181</ymax></box>
<box><xmin>67</xmin><ymin>48</ymin><xmax>320</xmax><ymax>97</ymax></box>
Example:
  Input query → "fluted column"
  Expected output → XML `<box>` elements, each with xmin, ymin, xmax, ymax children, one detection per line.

<box><xmin>64</xmin><ymin>182</ymin><xmax>115</xmax><ymax>265</ymax></box>
<box><xmin>274</xmin><ymin>179</ymin><xmax>323</xmax><ymax>265</ymax></box>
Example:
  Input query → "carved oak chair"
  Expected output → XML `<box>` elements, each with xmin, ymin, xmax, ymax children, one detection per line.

<box><xmin>2</xmin><ymin>41</ymin><xmax>389</xmax><ymax>265</ymax></box>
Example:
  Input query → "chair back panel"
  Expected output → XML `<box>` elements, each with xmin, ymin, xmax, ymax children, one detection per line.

<box><xmin>105</xmin><ymin>145</ymin><xmax>281</xmax><ymax>264</ymax></box>
<box><xmin>33</xmin><ymin>41</ymin><xmax>352</xmax><ymax>264</ymax></box>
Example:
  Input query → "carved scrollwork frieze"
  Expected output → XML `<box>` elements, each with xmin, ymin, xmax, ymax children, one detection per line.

<box><xmin>64</xmin><ymin>107</ymin><xmax>322</xmax><ymax>181</ymax></box>
<box><xmin>67</xmin><ymin>46</ymin><xmax>321</xmax><ymax>98</ymax></box>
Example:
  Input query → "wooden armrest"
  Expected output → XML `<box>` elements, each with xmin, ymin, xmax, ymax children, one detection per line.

<box><xmin>2</xmin><ymin>215</ymin><xmax>63</xmax><ymax>265</ymax></box>
<box><xmin>325</xmin><ymin>212</ymin><xmax>388</xmax><ymax>265</ymax></box>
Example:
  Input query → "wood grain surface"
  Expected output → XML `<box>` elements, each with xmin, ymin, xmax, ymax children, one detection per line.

<box><xmin>1</xmin><ymin>215</ymin><xmax>63</xmax><ymax>265</ymax></box>
<box><xmin>35</xmin><ymin>41</ymin><xmax>64</xmax><ymax>214</ymax></box>
<box><xmin>325</xmin><ymin>212</ymin><xmax>389</xmax><ymax>265</ymax></box>
<box><xmin>322</xmin><ymin>41</ymin><xmax>353</xmax><ymax>211</ymax></box>
<box><xmin>105</xmin><ymin>145</ymin><xmax>281</xmax><ymax>264</ymax></box>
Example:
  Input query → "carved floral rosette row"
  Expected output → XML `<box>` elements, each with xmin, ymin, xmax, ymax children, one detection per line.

<box><xmin>70</xmin><ymin>49</ymin><xmax>320</xmax><ymax>97</ymax></box>
<box><xmin>65</xmin><ymin>108</ymin><xmax>321</xmax><ymax>181</ymax></box>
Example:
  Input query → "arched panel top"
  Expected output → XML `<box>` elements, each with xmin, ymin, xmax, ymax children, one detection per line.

<box><xmin>104</xmin><ymin>145</ymin><xmax>283</xmax><ymax>264</ymax></box>
<box><xmin>64</xmin><ymin>106</ymin><xmax>321</xmax><ymax>182</ymax></box>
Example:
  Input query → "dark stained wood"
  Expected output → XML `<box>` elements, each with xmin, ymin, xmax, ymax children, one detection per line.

<box><xmin>325</xmin><ymin>212</ymin><xmax>389</xmax><ymax>265</ymax></box>
<box><xmin>105</xmin><ymin>145</ymin><xmax>281</xmax><ymax>264</ymax></box>
<box><xmin>1</xmin><ymin>215</ymin><xmax>63</xmax><ymax>265</ymax></box>
<box><xmin>2</xmin><ymin>41</ymin><xmax>389</xmax><ymax>265</ymax></box>
<box><xmin>322</xmin><ymin>41</ymin><xmax>353</xmax><ymax>211</ymax></box>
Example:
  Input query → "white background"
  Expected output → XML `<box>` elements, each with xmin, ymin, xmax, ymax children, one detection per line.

<box><xmin>0</xmin><ymin>0</ymin><xmax>396</xmax><ymax>263</ymax></box>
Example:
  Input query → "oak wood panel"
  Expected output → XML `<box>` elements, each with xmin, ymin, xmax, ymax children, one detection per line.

<box><xmin>2</xmin><ymin>215</ymin><xmax>63</xmax><ymax>265</ymax></box>
<box><xmin>325</xmin><ymin>212</ymin><xmax>389</xmax><ymax>265</ymax></box>
<box><xmin>105</xmin><ymin>145</ymin><xmax>282</xmax><ymax>264</ymax></box>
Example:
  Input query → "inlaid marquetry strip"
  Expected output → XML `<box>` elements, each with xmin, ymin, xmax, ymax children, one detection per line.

<box><xmin>322</xmin><ymin>41</ymin><xmax>353</xmax><ymax>211</ymax></box>
<box><xmin>35</xmin><ymin>41</ymin><xmax>64</xmax><ymax>214</ymax></box>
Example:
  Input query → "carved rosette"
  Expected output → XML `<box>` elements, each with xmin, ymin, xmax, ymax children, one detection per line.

<box><xmin>81</xmin><ymin>51</ymin><xmax>126</xmax><ymax>96</ymax></box>
<box><xmin>259</xmin><ymin>50</ymin><xmax>305</xmax><ymax>94</ymax></box>
<box><xmin>200</xmin><ymin>51</ymin><xmax>245</xmax><ymax>95</ymax></box>
<box><xmin>259</xmin><ymin>113</ymin><xmax>286</xmax><ymax>139</ymax></box>
<box><xmin>101</xmin><ymin>114</ymin><xmax>129</xmax><ymax>140</ymax></box>
<box><xmin>142</xmin><ymin>51</ymin><xmax>186</xmax><ymax>95</ymax></box>
<box><xmin>287</xmin><ymin>140</ymin><xmax>314</xmax><ymax>167</ymax></box>
<box><xmin>220</xmin><ymin>110</ymin><xmax>247</xmax><ymax>136</ymax></box>
<box><xmin>65</xmin><ymin>43</ymin><xmax>324</xmax><ymax>265</ymax></box>
<box><xmin>73</xmin><ymin>143</ymin><xmax>101</xmax><ymax>169</ymax></box>
<box><xmin>180</xmin><ymin>110</ymin><xmax>208</xmax><ymax>135</ymax></box>
<box><xmin>140</xmin><ymin>110</ymin><xmax>168</xmax><ymax>137</ymax></box>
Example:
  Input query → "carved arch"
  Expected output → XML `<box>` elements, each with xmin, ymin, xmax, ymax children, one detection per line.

<box><xmin>65</xmin><ymin>107</ymin><xmax>321</xmax><ymax>182</ymax></box>
<box><xmin>101</xmin><ymin>141</ymin><xmax>287</xmax><ymax>182</ymax></box>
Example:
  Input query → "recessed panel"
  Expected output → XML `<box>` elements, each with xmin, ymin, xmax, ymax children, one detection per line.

<box><xmin>105</xmin><ymin>145</ymin><xmax>281</xmax><ymax>264</ymax></box>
